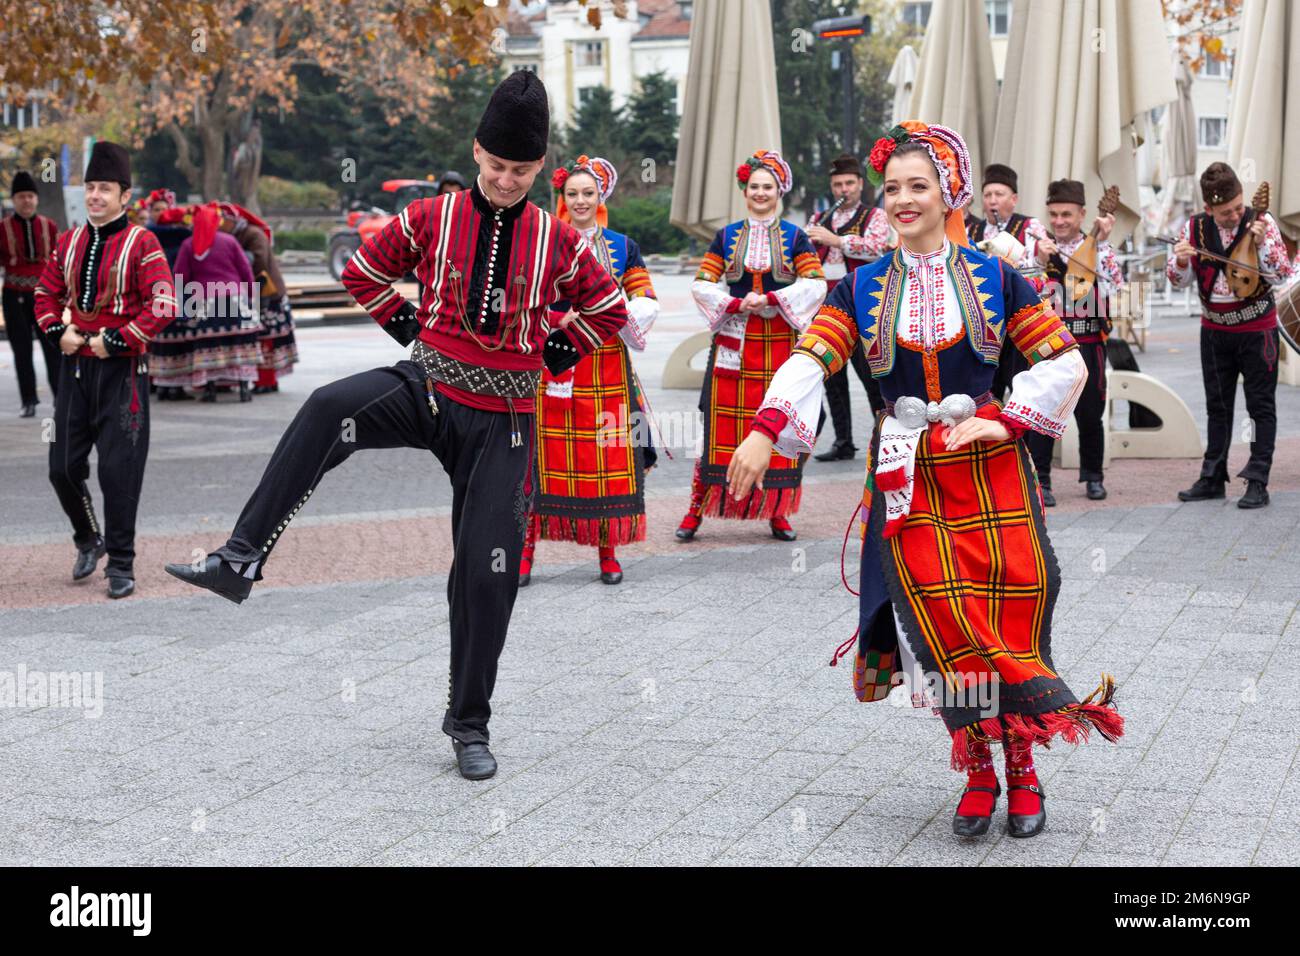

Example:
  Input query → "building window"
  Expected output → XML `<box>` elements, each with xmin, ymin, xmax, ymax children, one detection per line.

<box><xmin>576</xmin><ymin>41</ymin><xmax>603</xmax><ymax>68</ymax></box>
<box><xmin>515</xmin><ymin>63</ymin><xmax>538</xmax><ymax>74</ymax></box>
<box><xmin>576</xmin><ymin>87</ymin><xmax>599</xmax><ymax>108</ymax></box>
<box><xmin>1198</xmin><ymin>116</ymin><xmax>1227</xmax><ymax>148</ymax></box>
<box><xmin>902</xmin><ymin>2</ymin><xmax>931</xmax><ymax>29</ymax></box>
<box><xmin>679</xmin><ymin>1</ymin><xmax>693</xmax><ymax>18</ymax></box>
<box><xmin>1199</xmin><ymin>55</ymin><xmax>1228</xmax><ymax>79</ymax></box>
<box><xmin>986</xmin><ymin>0</ymin><xmax>1010</xmax><ymax>37</ymax></box>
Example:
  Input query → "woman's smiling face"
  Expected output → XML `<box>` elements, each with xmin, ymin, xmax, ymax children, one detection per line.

<box><xmin>883</xmin><ymin>150</ymin><xmax>946</xmax><ymax>247</ymax></box>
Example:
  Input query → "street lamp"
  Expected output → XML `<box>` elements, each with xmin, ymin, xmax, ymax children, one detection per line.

<box><xmin>811</xmin><ymin>14</ymin><xmax>872</xmax><ymax>158</ymax></box>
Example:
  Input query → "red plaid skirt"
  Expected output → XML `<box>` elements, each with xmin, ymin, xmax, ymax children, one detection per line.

<box><xmin>698</xmin><ymin>313</ymin><xmax>802</xmax><ymax>519</ymax></box>
<box><xmin>860</xmin><ymin>424</ymin><xmax>1123</xmax><ymax>767</ymax></box>
<box><xmin>532</xmin><ymin>337</ymin><xmax>646</xmax><ymax>546</ymax></box>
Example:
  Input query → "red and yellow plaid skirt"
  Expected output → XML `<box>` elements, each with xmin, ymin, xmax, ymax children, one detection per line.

<box><xmin>532</xmin><ymin>337</ymin><xmax>646</xmax><ymax>547</ymax></box>
<box><xmin>854</xmin><ymin>423</ymin><xmax>1123</xmax><ymax>768</ymax></box>
<box><xmin>698</xmin><ymin>313</ymin><xmax>802</xmax><ymax>519</ymax></box>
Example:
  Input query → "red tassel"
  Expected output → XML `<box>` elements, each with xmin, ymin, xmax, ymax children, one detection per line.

<box><xmin>882</xmin><ymin>516</ymin><xmax>906</xmax><ymax>539</ymax></box>
<box><xmin>875</xmin><ymin>467</ymin><xmax>907</xmax><ymax>491</ymax></box>
<box><xmin>828</xmin><ymin>627</ymin><xmax>859</xmax><ymax>667</ymax></box>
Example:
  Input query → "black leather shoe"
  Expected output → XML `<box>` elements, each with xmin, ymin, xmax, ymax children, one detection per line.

<box><xmin>106</xmin><ymin>576</ymin><xmax>135</xmax><ymax>599</ymax></box>
<box><xmin>1238</xmin><ymin>479</ymin><xmax>1269</xmax><ymax>509</ymax></box>
<box><xmin>1085</xmin><ymin>480</ymin><xmax>1107</xmax><ymax>500</ymax></box>
<box><xmin>164</xmin><ymin>554</ymin><xmax>253</xmax><ymax>604</ymax></box>
<box><xmin>1178</xmin><ymin>477</ymin><xmax>1225</xmax><ymax>502</ymax></box>
<box><xmin>518</xmin><ymin>570</ymin><xmax>531</xmax><ymax>587</ymax></box>
<box><xmin>1006</xmin><ymin>783</ymin><xmax>1047</xmax><ymax>838</ymax></box>
<box><xmin>813</xmin><ymin>440</ymin><xmax>857</xmax><ymax>462</ymax></box>
<box><xmin>19</xmin><ymin>402</ymin><xmax>36</xmax><ymax>418</ymax></box>
<box><xmin>952</xmin><ymin>782</ymin><xmax>1001</xmax><ymax>837</ymax></box>
<box><xmin>73</xmin><ymin>539</ymin><xmax>106</xmax><ymax>581</ymax></box>
<box><xmin>1040</xmin><ymin>486</ymin><xmax>1056</xmax><ymax>508</ymax></box>
<box><xmin>239</xmin><ymin>382</ymin><xmax>252</xmax><ymax>403</ymax></box>
<box><xmin>453</xmin><ymin>741</ymin><xmax>497</xmax><ymax>780</ymax></box>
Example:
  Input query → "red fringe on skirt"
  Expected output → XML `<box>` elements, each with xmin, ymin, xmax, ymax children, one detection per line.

<box><xmin>536</xmin><ymin>513</ymin><xmax>646</xmax><ymax>548</ymax></box>
<box><xmin>949</xmin><ymin>675</ymin><xmax>1125</xmax><ymax>771</ymax></box>
<box><xmin>700</xmin><ymin>483</ymin><xmax>801</xmax><ymax>520</ymax></box>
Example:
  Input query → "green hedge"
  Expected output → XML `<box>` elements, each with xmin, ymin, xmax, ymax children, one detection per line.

<box><xmin>274</xmin><ymin>230</ymin><xmax>328</xmax><ymax>252</ymax></box>
<box><xmin>258</xmin><ymin>176</ymin><xmax>339</xmax><ymax>211</ymax></box>
<box><xmin>606</xmin><ymin>190</ymin><xmax>690</xmax><ymax>256</ymax></box>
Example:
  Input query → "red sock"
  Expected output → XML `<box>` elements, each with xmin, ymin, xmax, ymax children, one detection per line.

<box><xmin>598</xmin><ymin>546</ymin><xmax>620</xmax><ymax>574</ymax></box>
<box><xmin>770</xmin><ymin>516</ymin><xmax>793</xmax><ymax>533</ymax></box>
<box><xmin>1005</xmin><ymin>737</ymin><xmax>1042</xmax><ymax>815</ymax></box>
<box><xmin>521</xmin><ymin>515</ymin><xmax>538</xmax><ymax>575</ymax></box>
<box><xmin>955</xmin><ymin>740</ymin><xmax>998</xmax><ymax>817</ymax></box>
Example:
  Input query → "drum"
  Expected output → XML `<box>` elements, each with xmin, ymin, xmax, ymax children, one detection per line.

<box><xmin>1278</xmin><ymin>278</ymin><xmax>1300</xmax><ymax>354</ymax></box>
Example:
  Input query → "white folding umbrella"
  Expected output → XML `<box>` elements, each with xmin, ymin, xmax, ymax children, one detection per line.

<box><xmin>887</xmin><ymin>45</ymin><xmax>920</xmax><ymax>127</ymax></box>
<box><xmin>670</xmin><ymin>0</ymin><xmax>782</xmax><ymax>241</ymax></box>
<box><xmin>991</xmin><ymin>0</ymin><xmax>1179</xmax><ymax>241</ymax></box>
<box><xmin>1227</xmin><ymin>0</ymin><xmax>1300</xmax><ymax>240</ymax></box>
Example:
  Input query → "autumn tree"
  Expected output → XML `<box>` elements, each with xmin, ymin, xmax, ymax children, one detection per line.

<box><xmin>1161</xmin><ymin>0</ymin><xmax>1242</xmax><ymax>71</ymax></box>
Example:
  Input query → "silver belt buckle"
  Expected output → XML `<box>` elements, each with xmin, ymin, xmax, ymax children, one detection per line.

<box><xmin>893</xmin><ymin>393</ymin><xmax>977</xmax><ymax>430</ymax></box>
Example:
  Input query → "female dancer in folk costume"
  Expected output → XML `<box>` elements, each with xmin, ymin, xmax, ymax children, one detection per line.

<box><xmin>677</xmin><ymin>149</ymin><xmax>827</xmax><ymax>543</ymax></box>
<box><xmin>520</xmin><ymin>155</ymin><xmax>659</xmax><ymax>586</ymax></box>
<box><xmin>728</xmin><ymin>123</ymin><xmax>1124</xmax><ymax>839</ymax></box>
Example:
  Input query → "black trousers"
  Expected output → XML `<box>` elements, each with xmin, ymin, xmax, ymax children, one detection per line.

<box><xmin>823</xmin><ymin>343</ymin><xmax>884</xmax><ymax>447</ymax></box>
<box><xmin>48</xmin><ymin>353</ymin><xmax>150</xmax><ymax>576</ymax></box>
<box><xmin>4</xmin><ymin>287</ymin><xmax>60</xmax><ymax>405</ymax></box>
<box><xmin>213</xmin><ymin>360</ymin><xmax>535</xmax><ymax>745</ymax></box>
<box><xmin>1199</xmin><ymin>325</ymin><xmax>1278</xmax><ymax>485</ymax></box>
<box><xmin>995</xmin><ymin>338</ymin><xmax>1106</xmax><ymax>486</ymax></box>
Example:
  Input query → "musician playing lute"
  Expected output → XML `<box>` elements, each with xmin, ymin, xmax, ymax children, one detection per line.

<box><xmin>1168</xmin><ymin>162</ymin><xmax>1294</xmax><ymax>510</ymax></box>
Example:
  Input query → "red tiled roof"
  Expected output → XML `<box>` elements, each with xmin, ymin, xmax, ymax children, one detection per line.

<box><xmin>635</xmin><ymin>0</ymin><xmax>691</xmax><ymax>39</ymax></box>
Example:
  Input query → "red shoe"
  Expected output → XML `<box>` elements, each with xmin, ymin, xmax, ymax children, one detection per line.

<box><xmin>675</xmin><ymin>513</ymin><xmax>701</xmax><ymax>541</ymax></box>
<box><xmin>598</xmin><ymin>547</ymin><xmax>622</xmax><ymax>585</ymax></box>
<box><xmin>769</xmin><ymin>516</ymin><xmax>796</xmax><ymax>541</ymax></box>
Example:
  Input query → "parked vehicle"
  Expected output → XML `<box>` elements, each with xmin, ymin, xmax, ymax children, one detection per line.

<box><xmin>327</xmin><ymin>179</ymin><xmax>440</xmax><ymax>279</ymax></box>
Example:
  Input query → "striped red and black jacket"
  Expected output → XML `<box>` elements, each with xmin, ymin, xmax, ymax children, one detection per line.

<box><xmin>35</xmin><ymin>213</ymin><xmax>178</xmax><ymax>357</ymax></box>
<box><xmin>0</xmin><ymin>212</ymin><xmax>59</xmax><ymax>290</ymax></box>
<box><xmin>341</xmin><ymin>181</ymin><xmax>627</xmax><ymax>412</ymax></box>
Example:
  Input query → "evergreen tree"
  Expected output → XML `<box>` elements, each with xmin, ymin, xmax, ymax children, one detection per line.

<box><xmin>621</xmin><ymin>71</ymin><xmax>679</xmax><ymax>170</ymax></box>
<box><xmin>565</xmin><ymin>86</ymin><xmax>626</xmax><ymax>168</ymax></box>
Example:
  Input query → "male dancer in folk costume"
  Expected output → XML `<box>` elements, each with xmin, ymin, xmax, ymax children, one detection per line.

<box><xmin>729</xmin><ymin>123</ymin><xmax>1123</xmax><ymax>839</ymax></box>
<box><xmin>35</xmin><ymin>142</ymin><xmax>179</xmax><ymax>599</ymax></box>
<box><xmin>1</xmin><ymin>171</ymin><xmax>61</xmax><ymax>416</ymax></box>
<box><xmin>521</xmin><ymin>155</ymin><xmax>659</xmax><ymax>587</ymax></box>
<box><xmin>676</xmin><ymin>149</ymin><xmax>827</xmax><ymax>543</ymax></box>
<box><xmin>1029</xmin><ymin>178</ymin><xmax>1122</xmax><ymax>503</ymax></box>
<box><xmin>805</xmin><ymin>154</ymin><xmax>889</xmax><ymax>462</ymax></box>
<box><xmin>1168</xmin><ymin>162</ymin><xmax>1294</xmax><ymax>509</ymax></box>
<box><xmin>165</xmin><ymin>73</ymin><xmax>628</xmax><ymax>780</ymax></box>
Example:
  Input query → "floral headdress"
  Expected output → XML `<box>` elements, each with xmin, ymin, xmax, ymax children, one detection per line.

<box><xmin>552</xmin><ymin>154</ymin><xmax>618</xmax><ymax>226</ymax></box>
<box><xmin>145</xmin><ymin>188</ymin><xmax>177</xmax><ymax>208</ymax></box>
<box><xmin>866</xmin><ymin>121</ymin><xmax>973</xmax><ymax>212</ymax></box>
<box><xmin>736</xmin><ymin>148</ymin><xmax>793</xmax><ymax>195</ymax></box>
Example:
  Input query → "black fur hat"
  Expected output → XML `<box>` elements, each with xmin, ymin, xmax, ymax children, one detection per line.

<box><xmin>1046</xmin><ymin>178</ymin><xmax>1086</xmax><ymax>207</ymax></box>
<box><xmin>10</xmin><ymin>170</ymin><xmax>38</xmax><ymax>196</ymax></box>
<box><xmin>475</xmin><ymin>71</ymin><xmax>550</xmax><ymax>162</ymax></box>
<box><xmin>983</xmin><ymin>163</ymin><xmax>1018</xmax><ymax>193</ymax></box>
<box><xmin>84</xmin><ymin>141</ymin><xmax>131</xmax><ymax>189</ymax></box>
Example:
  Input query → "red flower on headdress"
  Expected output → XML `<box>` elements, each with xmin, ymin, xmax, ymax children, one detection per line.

<box><xmin>868</xmin><ymin>138</ymin><xmax>897</xmax><ymax>175</ymax></box>
<box><xmin>736</xmin><ymin>163</ymin><xmax>753</xmax><ymax>184</ymax></box>
<box><xmin>551</xmin><ymin>167</ymin><xmax>569</xmax><ymax>191</ymax></box>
